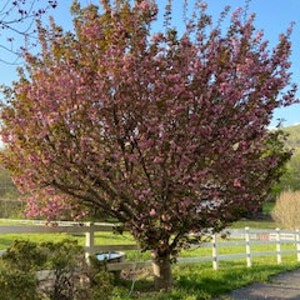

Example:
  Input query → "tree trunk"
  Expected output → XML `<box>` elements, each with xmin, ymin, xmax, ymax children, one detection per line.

<box><xmin>151</xmin><ymin>252</ymin><xmax>173</xmax><ymax>291</ymax></box>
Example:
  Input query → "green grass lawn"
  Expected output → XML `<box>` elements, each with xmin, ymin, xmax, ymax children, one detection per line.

<box><xmin>0</xmin><ymin>212</ymin><xmax>280</xmax><ymax>251</ymax></box>
<box><xmin>113</xmin><ymin>258</ymin><xmax>300</xmax><ymax>299</ymax></box>
<box><xmin>230</xmin><ymin>219</ymin><xmax>279</xmax><ymax>229</ymax></box>
<box><xmin>0</xmin><ymin>231</ymin><xmax>136</xmax><ymax>250</ymax></box>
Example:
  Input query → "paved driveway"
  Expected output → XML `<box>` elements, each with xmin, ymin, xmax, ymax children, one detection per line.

<box><xmin>216</xmin><ymin>269</ymin><xmax>300</xmax><ymax>300</ymax></box>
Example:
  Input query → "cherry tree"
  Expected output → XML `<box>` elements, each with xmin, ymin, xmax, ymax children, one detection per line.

<box><xmin>0</xmin><ymin>0</ymin><xmax>297</xmax><ymax>290</ymax></box>
<box><xmin>0</xmin><ymin>0</ymin><xmax>57</xmax><ymax>64</ymax></box>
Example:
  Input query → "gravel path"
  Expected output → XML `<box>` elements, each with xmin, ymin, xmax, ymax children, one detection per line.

<box><xmin>216</xmin><ymin>269</ymin><xmax>300</xmax><ymax>300</ymax></box>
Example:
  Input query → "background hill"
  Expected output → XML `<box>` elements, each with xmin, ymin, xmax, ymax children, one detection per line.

<box><xmin>282</xmin><ymin>124</ymin><xmax>300</xmax><ymax>150</ymax></box>
<box><xmin>274</xmin><ymin>124</ymin><xmax>300</xmax><ymax>192</ymax></box>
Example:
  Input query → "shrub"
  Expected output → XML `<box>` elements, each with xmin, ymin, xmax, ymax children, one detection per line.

<box><xmin>0</xmin><ymin>239</ymin><xmax>114</xmax><ymax>300</ymax></box>
<box><xmin>272</xmin><ymin>191</ymin><xmax>300</xmax><ymax>229</ymax></box>
<box><xmin>38</xmin><ymin>239</ymin><xmax>114</xmax><ymax>300</ymax></box>
<box><xmin>38</xmin><ymin>239</ymin><xmax>88</xmax><ymax>299</ymax></box>
<box><xmin>0</xmin><ymin>261</ymin><xmax>40</xmax><ymax>300</ymax></box>
<box><xmin>2</xmin><ymin>240</ymin><xmax>47</xmax><ymax>272</ymax></box>
<box><xmin>0</xmin><ymin>240</ymin><xmax>46</xmax><ymax>300</ymax></box>
<box><xmin>89</xmin><ymin>270</ymin><xmax>114</xmax><ymax>300</ymax></box>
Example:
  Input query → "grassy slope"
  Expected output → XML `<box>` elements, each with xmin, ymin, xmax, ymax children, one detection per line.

<box><xmin>282</xmin><ymin>124</ymin><xmax>300</xmax><ymax>149</ymax></box>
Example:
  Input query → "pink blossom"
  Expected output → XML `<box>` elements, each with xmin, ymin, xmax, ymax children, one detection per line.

<box><xmin>234</xmin><ymin>179</ymin><xmax>242</xmax><ymax>188</ymax></box>
<box><xmin>150</xmin><ymin>209</ymin><xmax>156</xmax><ymax>216</ymax></box>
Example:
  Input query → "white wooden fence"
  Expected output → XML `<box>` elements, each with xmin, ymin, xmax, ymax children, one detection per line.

<box><xmin>0</xmin><ymin>220</ymin><xmax>300</xmax><ymax>271</ymax></box>
<box><xmin>209</xmin><ymin>227</ymin><xmax>300</xmax><ymax>270</ymax></box>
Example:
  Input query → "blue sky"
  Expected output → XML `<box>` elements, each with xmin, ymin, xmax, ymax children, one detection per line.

<box><xmin>0</xmin><ymin>0</ymin><xmax>299</xmax><ymax>127</ymax></box>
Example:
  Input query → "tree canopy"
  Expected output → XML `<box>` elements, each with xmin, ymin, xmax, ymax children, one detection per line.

<box><xmin>0</xmin><ymin>0</ymin><xmax>297</xmax><ymax>290</ymax></box>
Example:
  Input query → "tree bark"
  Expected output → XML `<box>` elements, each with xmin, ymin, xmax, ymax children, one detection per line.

<box><xmin>151</xmin><ymin>252</ymin><xmax>173</xmax><ymax>291</ymax></box>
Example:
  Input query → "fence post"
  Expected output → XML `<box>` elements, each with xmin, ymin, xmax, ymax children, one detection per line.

<box><xmin>245</xmin><ymin>227</ymin><xmax>252</xmax><ymax>267</ymax></box>
<box><xmin>296</xmin><ymin>230</ymin><xmax>300</xmax><ymax>262</ymax></box>
<box><xmin>85</xmin><ymin>222</ymin><xmax>95</xmax><ymax>263</ymax></box>
<box><xmin>276</xmin><ymin>228</ymin><xmax>282</xmax><ymax>264</ymax></box>
<box><xmin>212</xmin><ymin>234</ymin><xmax>218</xmax><ymax>270</ymax></box>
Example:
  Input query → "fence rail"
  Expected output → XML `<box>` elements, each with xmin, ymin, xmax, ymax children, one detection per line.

<box><xmin>0</xmin><ymin>220</ymin><xmax>300</xmax><ymax>271</ymax></box>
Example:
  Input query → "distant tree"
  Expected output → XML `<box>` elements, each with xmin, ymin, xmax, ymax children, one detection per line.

<box><xmin>272</xmin><ymin>191</ymin><xmax>300</xmax><ymax>229</ymax></box>
<box><xmin>0</xmin><ymin>167</ymin><xmax>19</xmax><ymax>199</ymax></box>
<box><xmin>0</xmin><ymin>167</ymin><xmax>23</xmax><ymax>218</ymax></box>
<box><xmin>0</xmin><ymin>0</ymin><xmax>297</xmax><ymax>290</ymax></box>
